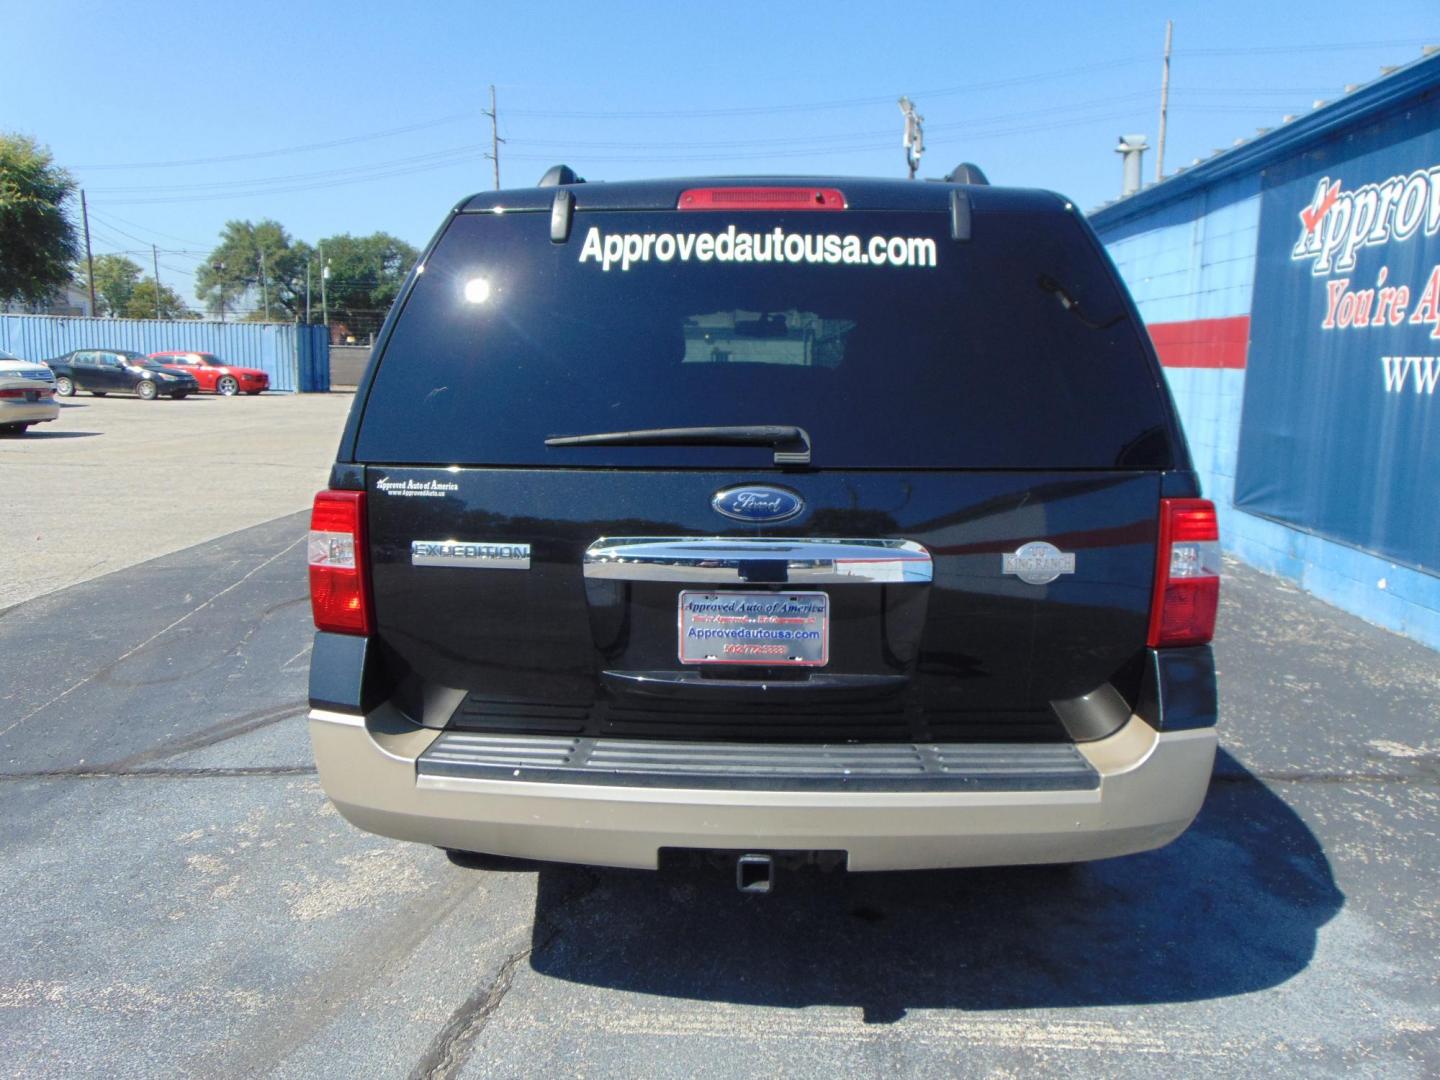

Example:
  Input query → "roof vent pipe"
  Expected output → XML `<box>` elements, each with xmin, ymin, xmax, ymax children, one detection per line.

<box><xmin>1115</xmin><ymin>134</ymin><xmax>1149</xmax><ymax>198</ymax></box>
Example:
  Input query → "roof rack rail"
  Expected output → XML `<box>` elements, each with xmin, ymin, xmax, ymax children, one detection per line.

<box><xmin>538</xmin><ymin>164</ymin><xmax>586</xmax><ymax>187</ymax></box>
<box><xmin>944</xmin><ymin>163</ymin><xmax>989</xmax><ymax>185</ymax></box>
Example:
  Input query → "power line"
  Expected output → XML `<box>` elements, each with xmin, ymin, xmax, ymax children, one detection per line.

<box><xmin>490</xmin><ymin>92</ymin><xmax>1157</xmax><ymax>152</ymax></box>
<box><xmin>87</xmin><ymin>209</ymin><xmax>211</xmax><ymax>247</ymax></box>
<box><xmin>89</xmin><ymin>84</ymin><xmax>1287</xmax><ymax>205</ymax></box>
<box><xmin>1176</xmin><ymin>40</ymin><xmax>1429</xmax><ymax>57</ymax></box>
<box><xmin>96</xmin><ymin>153</ymin><xmax>487</xmax><ymax>206</ymax></box>
<box><xmin>89</xmin><ymin>144</ymin><xmax>487</xmax><ymax>195</ymax></box>
<box><xmin>91</xmin><ymin>93</ymin><xmax>1157</xmax><ymax>207</ymax></box>
<box><xmin>503</xmin><ymin>58</ymin><xmax>1150</xmax><ymax>120</ymax></box>
<box><xmin>94</xmin><ymin>107</ymin><xmax>1154</xmax><ymax>206</ymax></box>
<box><xmin>71</xmin><ymin>112</ymin><xmax>473</xmax><ymax>170</ymax></box>
<box><xmin>87</xmin><ymin>210</ymin><xmax>172</xmax><ymax>250</ymax></box>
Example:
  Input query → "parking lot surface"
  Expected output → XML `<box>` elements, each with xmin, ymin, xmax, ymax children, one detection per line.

<box><xmin>0</xmin><ymin>392</ymin><xmax>352</xmax><ymax>611</ymax></box>
<box><xmin>1</xmin><ymin>404</ymin><xmax>1438</xmax><ymax>1077</ymax></box>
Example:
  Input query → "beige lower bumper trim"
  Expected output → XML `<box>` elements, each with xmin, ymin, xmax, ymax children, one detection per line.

<box><xmin>308</xmin><ymin>707</ymin><xmax>1216</xmax><ymax>871</ymax></box>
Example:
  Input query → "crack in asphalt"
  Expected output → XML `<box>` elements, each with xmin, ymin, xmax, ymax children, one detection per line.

<box><xmin>0</xmin><ymin>701</ymin><xmax>312</xmax><ymax>781</ymax></box>
<box><xmin>0</xmin><ymin>534</ymin><xmax>305</xmax><ymax>740</ymax></box>
<box><xmin>407</xmin><ymin>945</ymin><xmax>532</xmax><ymax>1080</ymax></box>
<box><xmin>0</xmin><ymin>765</ymin><xmax>316</xmax><ymax>780</ymax></box>
<box><xmin>1214</xmin><ymin>769</ymin><xmax>1436</xmax><ymax>785</ymax></box>
<box><xmin>409</xmin><ymin>870</ymin><xmax>602</xmax><ymax>1080</ymax></box>
<box><xmin>99</xmin><ymin>701</ymin><xmax>308</xmax><ymax>772</ymax></box>
<box><xmin>187</xmin><ymin>867</ymin><xmax>488</xmax><ymax>1080</ymax></box>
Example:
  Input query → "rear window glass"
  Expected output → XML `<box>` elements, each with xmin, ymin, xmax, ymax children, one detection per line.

<box><xmin>356</xmin><ymin>208</ymin><xmax>1174</xmax><ymax>469</ymax></box>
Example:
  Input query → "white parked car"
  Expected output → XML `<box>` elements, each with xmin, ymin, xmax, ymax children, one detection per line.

<box><xmin>0</xmin><ymin>348</ymin><xmax>60</xmax><ymax>435</ymax></box>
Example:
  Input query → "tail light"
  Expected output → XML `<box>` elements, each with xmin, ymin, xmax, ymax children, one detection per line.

<box><xmin>309</xmin><ymin>490</ymin><xmax>372</xmax><ymax>635</ymax></box>
<box><xmin>1147</xmin><ymin>498</ymin><xmax>1220</xmax><ymax>648</ymax></box>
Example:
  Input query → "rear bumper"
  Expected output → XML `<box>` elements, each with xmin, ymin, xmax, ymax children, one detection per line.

<box><xmin>308</xmin><ymin>706</ymin><xmax>1216</xmax><ymax>871</ymax></box>
<box><xmin>0</xmin><ymin>398</ymin><xmax>59</xmax><ymax>424</ymax></box>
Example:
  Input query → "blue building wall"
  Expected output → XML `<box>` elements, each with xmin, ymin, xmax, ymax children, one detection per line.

<box><xmin>1103</xmin><ymin>174</ymin><xmax>1259</xmax><ymax>542</ymax></box>
<box><xmin>0</xmin><ymin>315</ymin><xmax>329</xmax><ymax>393</ymax></box>
<box><xmin>1092</xmin><ymin>72</ymin><xmax>1440</xmax><ymax>651</ymax></box>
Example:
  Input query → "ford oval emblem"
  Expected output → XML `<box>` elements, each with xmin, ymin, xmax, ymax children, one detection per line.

<box><xmin>711</xmin><ymin>484</ymin><xmax>805</xmax><ymax>523</ymax></box>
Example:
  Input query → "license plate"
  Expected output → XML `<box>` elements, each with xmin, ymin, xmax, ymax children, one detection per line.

<box><xmin>678</xmin><ymin>590</ymin><xmax>829</xmax><ymax>666</ymax></box>
<box><xmin>24</xmin><ymin>391</ymin><xmax>38</xmax><ymax>402</ymax></box>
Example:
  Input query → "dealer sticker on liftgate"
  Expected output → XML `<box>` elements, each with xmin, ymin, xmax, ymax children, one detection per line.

<box><xmin>678</xmin><ymin>591</ymin><xmax>830</xmax><ymax>666</ymax></box>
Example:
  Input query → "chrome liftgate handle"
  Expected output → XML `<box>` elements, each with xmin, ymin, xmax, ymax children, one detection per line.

<box><xmin>581</xmin><ymin>538</ymin><xmax>933</xmax><ymax>585</ymax></box>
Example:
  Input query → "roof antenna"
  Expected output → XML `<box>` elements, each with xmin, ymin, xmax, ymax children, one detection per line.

<box><xmin>898</xmin><ymin>96</ymin><xmax>925</xmax><ymax>180</ymax></box>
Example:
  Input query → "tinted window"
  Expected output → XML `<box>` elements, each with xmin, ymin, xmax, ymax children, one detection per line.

<box><xmin>357</xmin><ymin>208</ymin><xmax>1174</xmax><ymax>469</ymax></box>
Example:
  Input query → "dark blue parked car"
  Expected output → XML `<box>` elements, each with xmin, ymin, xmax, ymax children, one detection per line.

<box><xmin>46</xmin><ymin>349</ymin><xmax>199</xmax><ymax>400</ymax></box>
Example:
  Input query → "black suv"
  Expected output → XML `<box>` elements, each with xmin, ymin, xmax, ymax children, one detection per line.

<box><xmin>307</xmin><ymin>170</ymin><xmax>1219</xmax><ymax>883</ymax></box>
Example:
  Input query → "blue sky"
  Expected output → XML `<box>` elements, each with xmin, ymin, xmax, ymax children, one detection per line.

<box><xmin>5</xmin><ymin>0</ymin><xmax>1437</xmax><ymax>313</ymax></box>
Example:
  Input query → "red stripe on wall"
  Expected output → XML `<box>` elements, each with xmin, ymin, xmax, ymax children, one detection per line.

<box><xmin>1146</xmin><ymin>315</ymin><xmax>1250</xmax><ymax>369</ymax></box>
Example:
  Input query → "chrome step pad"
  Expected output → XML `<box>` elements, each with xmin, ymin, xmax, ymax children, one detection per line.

<box><xmin>417</xmin><ymin>732</ymin><xmax>1099</xmax><ymax>792</ymax></box>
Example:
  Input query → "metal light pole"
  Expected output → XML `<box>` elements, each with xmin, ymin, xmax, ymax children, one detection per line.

<box><xmin>898</xmin><ymin>97</ymin><xmax>925</xmax><ymax>180</ymax></box>
<box><xmin>319</xmin><ymin>244</ymin><xmax>329</xmax><ymax>337</ymax></box>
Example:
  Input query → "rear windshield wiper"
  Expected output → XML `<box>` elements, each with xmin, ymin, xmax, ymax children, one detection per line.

<box><xmin>1038</xmin><ymin>274</ymin><xmax>1125</xmax><ymax>330</ymax></box>
<box><xmin>546</xmin><ymin>424</ymin><xmax>811</xmax><ymax>466</ymax></box>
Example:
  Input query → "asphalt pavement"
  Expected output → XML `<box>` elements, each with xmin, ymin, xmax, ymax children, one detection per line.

<box><xmin>0</xmin><ymin>391</ymin><xmax>351</xmax><ymax>610</ymax></box>
<box><xmin>0</xmin><ymin>517</ymin><xmax>1437</xmax><ymax>1077</ymax></box>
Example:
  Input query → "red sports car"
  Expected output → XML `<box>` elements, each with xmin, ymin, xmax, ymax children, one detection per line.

<box><xmin>146</xmin><ymin>351</ymin><xmax>270</xmax><ymax>396</ymax></box>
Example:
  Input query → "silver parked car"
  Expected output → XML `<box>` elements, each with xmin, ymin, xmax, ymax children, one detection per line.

<box><xmin>0</xmin><ymin>348</ymin><xmax>60</xmax><ymax>435</ymax></box>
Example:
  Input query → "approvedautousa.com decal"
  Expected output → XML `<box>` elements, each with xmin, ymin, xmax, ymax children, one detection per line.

<box><xmin>577</xmin><ymin>224</ymin><xmax>939</xmax><ymax>272</ymax></box>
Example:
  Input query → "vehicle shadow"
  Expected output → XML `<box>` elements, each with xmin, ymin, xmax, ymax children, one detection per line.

<box><xmin>1</xmin><ymin>430</ymin><xmax>100</xmax><ymax>439</ymax></box>
<box><xmin>525</xmin><ymin>748</ymin><xmax>1341</xmax><ymax>1020</ymax></box>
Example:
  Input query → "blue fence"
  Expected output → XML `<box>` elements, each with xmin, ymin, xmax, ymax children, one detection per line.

<box><xmin>0</xmin><ymin>315</ymin><xmax>329</xmax><ymax>392</ymax></box>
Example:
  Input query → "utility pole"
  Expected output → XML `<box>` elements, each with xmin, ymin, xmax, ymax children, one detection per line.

<box><xmin>1156</xmin><ymin>19</ymin><xmax>1173</xmax><ymax>182</ymax></box>
<box><xmin>898</xmin><ymin>97</ymin><xmax>924</xmax><ymax>180</ymax></box>
<box><xmin>213</xmin><ymin>261</ymin><xmax>226</xmax><ymax>322</ymax></box>
<box><xmin>319</xmin><ymin>243</ymin><xmax>329</xmax><ymax>335</ymax></box>
<box><xmin>305</xmin><ymin>260</ymin><xmax>312</xmax><ymax>324</ymax></box>
<box><xmin>483</xmin><ymin>84</ymin><xmax>504</xmax><ymax>190</ymax></box>
<box><xmin>259</xmin><ymin>249</ymin><xmax>271</xmax><ymax>321</ymax></box>
<box><xmin>152</xmin><ymin>245</ymin><xmax>162</xmax><ymax>319</ymax></box>
<box><xmin>80</xmin><ymin>189</ymin><xmax>97</xmax><ymax>316</ymax></box>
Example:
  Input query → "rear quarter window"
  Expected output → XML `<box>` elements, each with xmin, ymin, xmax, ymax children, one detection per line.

<box><xmin>355</xmin><ymin>206</ymin><xmax>1177</xmax><ymax>470</ymax></box>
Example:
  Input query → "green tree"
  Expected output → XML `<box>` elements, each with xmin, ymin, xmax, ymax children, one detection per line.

<box><xmin>315</xmin><ymin>232</ymin><xmax>418</xmax><ymax>337</ymax></box>
<box><xmin>78</xmin><ymin>253</ymin><xmax>142</xmax><ymax>316</ymax></box>
<box><xmin>121</xmin><ymin>278</ymin><xmax>192</xmax><ymax>320</ymax></box>
<box><xmin>0</xmin><ymin>133</ymin><xmax>80</xmax><ymax>306</ymax></box>
<box><xmin>196</xmin><ymin>219</ymin><xmax>311</xmax><ymax>321</ymax></box>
